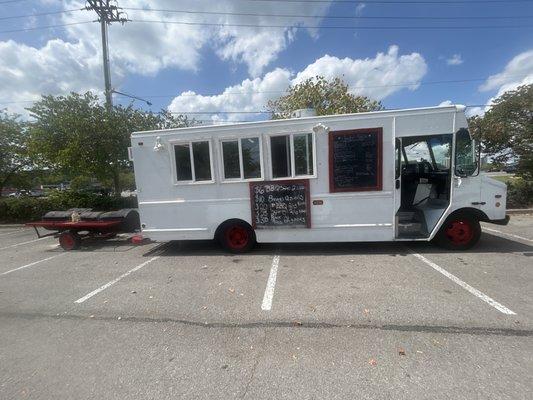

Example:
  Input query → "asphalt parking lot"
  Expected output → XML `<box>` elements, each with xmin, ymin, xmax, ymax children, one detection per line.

<box><xmin>1</xmin><ymin>216</ymin><xmax>532</xmax><ymax>399</ymax></box>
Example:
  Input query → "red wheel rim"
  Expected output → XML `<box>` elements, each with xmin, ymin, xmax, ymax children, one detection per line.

<box><xmin>445</xmin><ymin>219</ymin><xmax>474</xmax><ymax>246</ymax></box>
<box><xmin>225</xmin><ymin>226</ymin><xmax>249</xmax><ymax>250</ymax></box>
<box><xmin>60</xmin><ymin>233</ymin><xmax>75</xmax><ymax>250</ymax></box>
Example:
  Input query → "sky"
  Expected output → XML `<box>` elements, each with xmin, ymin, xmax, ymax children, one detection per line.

<box><xmin>0</xmin><ymin>0</ymin><xmax>532</xmax><ymax>123</ymax></box>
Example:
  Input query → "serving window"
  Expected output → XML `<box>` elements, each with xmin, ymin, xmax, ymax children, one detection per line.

<box><xmin>269</xmin><ymin>132</ymin><xmax>315</xmax><ymax>179</ymax></box>
<box><xmin>173</xmin><ymin>140</ymin><xmax>213</xmax><ymax>183</ymax></box>
<box><xmin>329</xmin><ymin>128</ymin><xmax>382</xmax><ymax>192</ymax></box>
<box><xmin>220</xmin><ymin>137</ymin><xmax>262</xmax><ymax>181</ymax></box>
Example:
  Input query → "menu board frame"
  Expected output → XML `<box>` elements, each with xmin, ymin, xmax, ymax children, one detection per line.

<box><xmin>249</xmin><ymin>179</ymin><xmax>311</xmax><ymax>229</ymax></box>
<box><xmin>328</xmin><ymin>128</ymin><xmax>383</xmax><ymax>193</ymax></box>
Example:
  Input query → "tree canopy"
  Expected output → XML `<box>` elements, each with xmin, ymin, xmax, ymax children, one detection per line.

<box><xmin>267</xmin><ymin>76</ymin><xmax>383</xmax><ymax>119</ymax></box>
<box><xmin>0</xmin><ymin>111</ymin><xmax>31</xmax><ymax>193</ymax></box>
<box><xmin>469</xmin><ymin>84</ymin><xmax>533</xmax><ymax>179</ymax></box>
<box><xmin>27</xmin><ymin>92</ymin><xmax>190</xmax><ymax>193</ymax></box>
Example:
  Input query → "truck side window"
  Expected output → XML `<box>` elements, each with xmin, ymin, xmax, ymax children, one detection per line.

<box><xmin>294</xmin><ymin>133</ymin><xmax>313</xmax><ymax>176</ymax></box>
<box><xmin>174</xmin><ymin>141</ymin><xmax>212</xmax><ymax>182</ymax></box>
<box><xmin>192</xmin><ymin>142</ymin><xmax>212</xmax><ymax>181</ymax></box>
<box><xmin>270</xmin><ymin>133</ymin><xmax>314</xmax><ymax>179</ymax></box>
<box><xmin>242</xmin><ymin>137</ymin><xmax>261</xmax><ymax>179</ymax></box>
<box><xmin>175</xmin><ymin>144</ymin><xmax>192</xmax><ymax>181</ymax></box>
<box><xmin>271</xmin><ymin>135</ymin><xmax>291</xmax><ymax>178</ymax></box>
<box><xmin>222</xmin><ymin>141</ymin><xmax>240</xmax><ymax>179</ymax></box>
<box><xmin>455</xmin><ymin>128</ymin><xmax>478</xmax><ymax>176</ymax></box>
<box><xmin>221</xmin><ymin>137</ymin><xmax>261</xmax><ymax>180</ymax></box>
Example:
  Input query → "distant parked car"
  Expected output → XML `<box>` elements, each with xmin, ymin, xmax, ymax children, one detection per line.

<box><xmin>504</xmin><ymin>163</ymin><xmax>518</xmax><ymax>173</ymax></box>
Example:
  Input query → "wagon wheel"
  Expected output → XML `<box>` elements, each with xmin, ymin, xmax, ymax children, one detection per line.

<box><xmin>59</xmin><ymin>230</ymin><xmax>82</xmax><ymax>251</ymax></box>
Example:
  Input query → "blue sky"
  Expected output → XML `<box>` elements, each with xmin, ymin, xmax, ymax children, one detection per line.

<box><xmin>1</xmin><ymin>0</ymin><xmax>532</xmax><ymax>122</ymax></box>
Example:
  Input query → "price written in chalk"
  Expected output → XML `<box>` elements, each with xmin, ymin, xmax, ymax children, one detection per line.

<box><xmin>250</xmin><ymin>180</ymin><xmax>310</xmax><ymax>229</ymax></box>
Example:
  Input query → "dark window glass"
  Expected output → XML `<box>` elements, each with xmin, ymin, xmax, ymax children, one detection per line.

<box><xmin>175</xmin><ymin>144</ymin><xmax>192</xmax><ymax>181</ymax></box>
<box><xmin>294</xmin><ymin>133</ymin><xmax>313</xmax><ymax>176</ymax></box>
<box><xmin>242</xmin><ymin>137</ymin><xmax>261</xmax><ymax>179</ymax></box>
<box><xmin>192</xmin><ymin>141</ymin><xmax>212</xmax><ymax>181</ymax></box>
<box><xmin>222</xmin><ymin>141</ymin><xmax>240</xmax><ymax>179</ymax></box>
<box><xmin>271</xmin><ymin>135</ymin><xmax>291</xmax><ymax>178</ymax></box>
<box><xmin>395</xmin><ymin>138</ymin><xmax>401</xmax><ymax>179</ymax></box>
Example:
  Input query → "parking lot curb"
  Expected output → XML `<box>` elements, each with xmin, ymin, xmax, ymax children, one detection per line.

<box><xmin>507</xmin><ymin>208</ymin><xmax>533</xmax><ymax>215</ymax></box>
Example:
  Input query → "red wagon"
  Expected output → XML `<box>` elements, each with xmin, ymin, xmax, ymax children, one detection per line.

<box><xmin>26</xmin><ymin>208</ymin><xmax>140</xmax><ymax>250</ymax></box>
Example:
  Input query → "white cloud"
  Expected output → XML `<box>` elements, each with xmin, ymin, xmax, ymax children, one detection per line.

<box><xmin>0</xmin><ymin>0</ymin><xmax>335</xmax><ymax>114</ymax></box>
<box><xmin>471</xmin><ymin>49</ymin><xmax>533</xmax><ymax>116</ymax></box>
<box><xmin>446</xmin><ymin>54</ymin><xmax>463</xmax><ymax>66</ymax></box>
<box><xmin>0</xmin><ymin>39</ymin><xmax>104</xmax><ymax>115</ymax></box>
<box><xmin>62</xmin><ymin>0</ymin><xmax>334</xmax><ymax>77</ymax></box>
<box><xmin>294</xmin><ymin>46</ymin><xmax>428</xmax><ymax>99</ymax></box>
<box><xmin>168</xmin><ymin>46</ymin><xmax>428</xmax><ymax>123</ymax></box>
<box><xmin>479</xmin><ymin>49</ymin><xmax>533</xmax><ymax>97</ymax></box>
<box><xmin>438</xmin><ymin>100</ymin><xmax>453</xmax><ymax>106</ymax></box>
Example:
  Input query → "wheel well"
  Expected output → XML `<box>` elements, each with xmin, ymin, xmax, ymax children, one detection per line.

<box><xmin>447</xmin><ymin>208</ymin><xmax>489</xmax><ymax>222</ymax></box>
<box><xmin>214</xmin><ymin>219</ymin><xmax>254</xmax><ymax>241</ymax></box>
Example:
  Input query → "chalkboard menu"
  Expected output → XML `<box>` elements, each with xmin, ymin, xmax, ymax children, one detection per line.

<box><xmin>250</xmin><ymin>180</ymin><xmax>311</xmax><ymax>229</ymax></box>
<box><xmin>329</xmin><ymin>128</ymin><xmax>382</xmax><ymax>192</ymax></box>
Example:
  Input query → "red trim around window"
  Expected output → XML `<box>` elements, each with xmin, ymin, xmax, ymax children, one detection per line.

<box><xmin>328</xmin><ymin>128</ymin><xmax>383</xmax><ymax>193</ymax></box>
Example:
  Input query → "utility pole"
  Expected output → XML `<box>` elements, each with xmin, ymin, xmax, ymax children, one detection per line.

<box><xmin>85</xmin><ymin>1</ymin><xmax>128</xmax><ymax>111</ymax></box>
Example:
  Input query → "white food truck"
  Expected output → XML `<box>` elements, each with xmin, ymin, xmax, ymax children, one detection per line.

<box><xmin>131</xmin><ymin>105</ymin><xmax>509</xmax><ymax>252</ymax></box>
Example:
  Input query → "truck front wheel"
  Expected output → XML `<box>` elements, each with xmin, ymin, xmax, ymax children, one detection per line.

<box><xmin>435</xmin><ymin>214</ymin><xmax>481</xmax><ymax>250</ymax></box>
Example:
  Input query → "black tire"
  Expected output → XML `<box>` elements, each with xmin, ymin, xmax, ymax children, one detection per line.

<box><xmin>59</xmin><ymin>230</ymin><xmax>82</xmax><ymax>251</ymax></box>
<box><xmin>218</xmin><ymin>221</ymin><xmax>256</xmax><ymax>253</ymax></box>
<box><xmin>435</xmin><ymin>213</ymin><xmax>481</xmax><ymax>250</ymax></box>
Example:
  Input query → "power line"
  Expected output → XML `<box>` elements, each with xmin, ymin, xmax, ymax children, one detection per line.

<box><xmin>114</xmin><ymin>75</ymin><xmax>529</xmax><ymax>99</ymax></box>
<box><xmin>122</xmin><ymin>7</ymin><xmax>533</xmax><ymax>21</ymax></box>
<box><xmin>0</xmin><ymin>8</ymin><xmax>83</xmax><ymax>21</ymax></box>
<box><xmin>0</xmin><ymin>0</ymin><xmax>29</xmax><ymax>4</ymax></box>
<box><xmin>3</xmin><ymin>74</ymin><xmax>529</xmax><ymax>105</ymax></box>
<box><xmin>241</xmin><ymin>0</ymin><xmax>533</xmax><ymax>3</ymax></box>
<box><xmin>168</xmin><ymin>104</ymin><xmax>497</xmax><ymax>115</ymax></box>
<box><xmin>0</xmin><ymin>21</ymin><xmax>95</xmax><ymax>34</ymax></box>
<box><xmin>131</xmin><ymin>19</ymin><xmax>533</xmax><ymax>30</ymax></box>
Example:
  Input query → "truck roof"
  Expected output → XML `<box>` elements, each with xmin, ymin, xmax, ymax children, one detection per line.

<box><xmin>132</xmin><ymin>104</ymin><xmax>465</xmax><ymax>138</ymax></box>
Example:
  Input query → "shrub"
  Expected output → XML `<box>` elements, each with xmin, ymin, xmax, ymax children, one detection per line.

<box><xmin>506</xmin><ymin>179</ymin><xmax>533</xmax><ymax>209</ymax></box>
<box><xmin>0</xmin><ymin>190</ymin><xmax>138</xmax><ymax>223</ymax></box>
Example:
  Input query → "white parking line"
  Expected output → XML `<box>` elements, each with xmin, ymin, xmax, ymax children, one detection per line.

<box><xmin>0</xmin><ymin>236</ymin><xmax>51</xmax><ymax>251</ymax></box>
<box><xmin>0</xmin><ymin>229</ymin><xmax>24</xmax><ymax>237</ymax></box>
<box><xmin>261</xmin><ymin>255</ymin><xmax>280</xmax><ymax>311</ymax></box>
<box><xmin>483</xmin><ymin>227</ymin><xmax>533</xmax><ymax>244</ymax></box>
<box><xmin>410</xmin><ymin>251</ymin><xmax>516</xmax><ymax>315</ymax></box>
<box><xmin>0</xmin><ymin>253</ymin><xmax>66</xmax><ymax>276</ymax></box>
<box><xmin>74</xmin><ymin>256</ymin><xmax>160</xmax><ymax>304</ymax></box>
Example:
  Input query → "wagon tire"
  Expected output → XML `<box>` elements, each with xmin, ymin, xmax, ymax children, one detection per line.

<box><xmin>218</xmin><ymin>221</ymin><xmax>256</xmax><ymax>253</ymax></box>
<box><xmin>59</xmin><ymin>230</ymin><xmax>82</xmax><ymax>251</ymax></box>
<box><xmin>434</xmin><ymin>214</ymin><xmax>481</xmax><ymax>250</ymax></box>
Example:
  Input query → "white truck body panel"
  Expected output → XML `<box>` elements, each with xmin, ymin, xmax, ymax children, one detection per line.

<box><xmin>131</xmin><ymin>106</ymin><xmax>506</xmax><ymax>243</ymax></box>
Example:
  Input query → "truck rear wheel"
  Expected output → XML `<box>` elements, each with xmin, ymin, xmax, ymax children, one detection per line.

<box><xmin>435</xmin><ymin>214</ymin><xmax>481</xmax><ymax>250</ymax></box>
<box><xmin>218</xmin><ymin>221</ymin><xmax>256</xmax><ymax>253</ymax></box>
<box><xmin>59</xmin><ymin>230</ymin><xmax>82</xmax><ymax>251</ymax></box>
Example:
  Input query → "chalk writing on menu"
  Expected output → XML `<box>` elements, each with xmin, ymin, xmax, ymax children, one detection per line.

<box><xmin>332</xmin><ymin>132</ymin><xmax>379</xmax><ymax>190</ymax></box>
<box><xmin>250</xmin><ymin>181</ymin><xmax>310</xmax><ymax>229</ymax></box>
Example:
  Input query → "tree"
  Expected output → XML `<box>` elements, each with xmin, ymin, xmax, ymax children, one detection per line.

<box><xmin>0</xmin><ymin>111</ymin><xmax>32</xmax><ymax>194</ymax></box>
<box><xmin>28</xmin><ymin>92</ymin><xmax>190</xmax><ymax>194</ymax></box>
<box><xmin>267</xmin><ymin>76</ymin><xmax>383</xmax><ymax>119</ymax></box>
<box><xmin>469</xmin><ymin>84</ymin><xmax>533</xmax><ymax>179</ymax></box>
